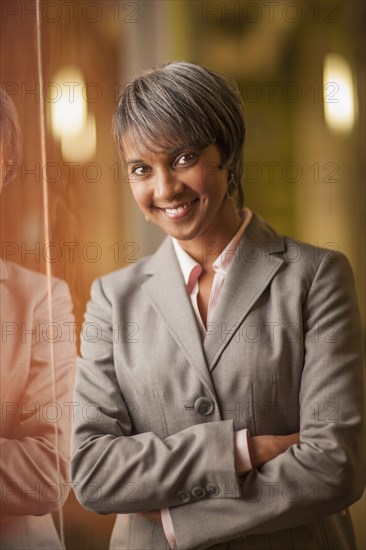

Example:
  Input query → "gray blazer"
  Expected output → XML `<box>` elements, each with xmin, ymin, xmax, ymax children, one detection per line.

<box><xmin>71</xmin><ymin>212</ymin><xmax>365</xmax><ymax>550</ymax></box>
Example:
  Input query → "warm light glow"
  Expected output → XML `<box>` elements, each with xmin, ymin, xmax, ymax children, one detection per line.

<box><xmin>61</xmin><ymin>114</ymin><xmax>96</xmax><ymax>162</ymax></box>
<box><xmin>51</xmin><ymin>66</ymin><xmax>87</xmax><ymax>138</ymax></box>
<box><xmin>323</xmin><ymin>54</ymin><xmax>355</xmax><ymax>133</ymax></box>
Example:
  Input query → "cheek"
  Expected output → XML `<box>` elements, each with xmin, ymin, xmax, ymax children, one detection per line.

<box><xmin>214</xmin><ymin>170</ymin><xmax>228</xmax><ymax>192</ymax></box>
<box><xmin>195</xmin><ymin>168</ymin><xmax>227</xmax><ymax>198</ymax></box>
<box><xmin>201</xmin><ymin>179</ymin><xmax>226</xmax><ymax>202</ymax></box>
<box><xmin>187</xmin><ymin>175</ymin><xmax>209</xmax><ymax>197</ymax></box>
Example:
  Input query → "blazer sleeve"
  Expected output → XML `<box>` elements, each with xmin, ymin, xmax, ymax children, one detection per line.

<box><xmin>71</xmin><ymin>277</ymin><xmax>242</xmax><ymax>514</ymax></box>
<box><xmin>0</xmin><ymin>278</ymin><xmax>76</xmax><ymax>517</ymax></box>
<box><xmin>165</xmin><ymin>250</ymin><xmax>365</xmax><ymax>549</ymax></box>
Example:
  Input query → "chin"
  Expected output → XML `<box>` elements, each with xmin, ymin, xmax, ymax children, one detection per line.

<box><xmin>174</xmin><ymin>228</ymin><xmax>202</xmax><ymax>242</ymax></box>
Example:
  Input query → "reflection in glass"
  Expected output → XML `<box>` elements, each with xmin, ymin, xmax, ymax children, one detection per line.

<box><xmin>0</xmin><ymin>91</ymin><xmax>76</xmax><ymax>549</ymax></box>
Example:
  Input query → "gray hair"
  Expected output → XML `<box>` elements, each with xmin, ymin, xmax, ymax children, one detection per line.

<box><xmin>113</xmin><ymin>61</ymin><xmax>245</xmax><ymax>210</ymax></box>
<box><xmin>0</xmin><ymin>89</ymin><xmax>21</xmax><ymax>185</ymax></box>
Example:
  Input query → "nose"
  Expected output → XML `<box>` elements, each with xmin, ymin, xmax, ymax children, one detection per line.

<box><xmin>154</xmin><ymin>168</ymin><xmax>185</xmax><ymax>202</ymax></box>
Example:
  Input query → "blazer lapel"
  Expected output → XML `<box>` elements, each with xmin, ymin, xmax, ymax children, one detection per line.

<box><xmin>142</xmin><ymin>237</ymin><xmax>216</xmax><ymax>397</ymax></box>
<box><xmin>142</xmin><ymin>213</ymin><xmax>285</xmax><ymax>387</ymax></box>
<box><xmin>203</xmin><ymin>213</ymin><xmax>285</xmax><ymax>371</ymax></box>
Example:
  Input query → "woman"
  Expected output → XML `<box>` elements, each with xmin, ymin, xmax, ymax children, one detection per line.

<box><xmin>71</xmin><ymin>62</ymin><xmax>364</xmax><ymax>550</ymax></box>
<box><xmin>0</xmin><ymin>90</ymin><xmax>76</xmax><ymax>549</ymax></box>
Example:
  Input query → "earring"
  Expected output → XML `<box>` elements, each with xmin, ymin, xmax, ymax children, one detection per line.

<box><xmin>226</xmin><ymin>170</ymin><xmax>237</xmax><ymax>200</ymax></box>
<box><xmin>145</xmin><ymin>215</ymin><xmax>150</xmax><ymax>222</ymax></box>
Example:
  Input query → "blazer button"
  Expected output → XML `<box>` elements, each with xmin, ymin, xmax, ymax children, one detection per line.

<box><xmin>191</xmin><ymin>486</ymin><xmax>206</xmax><ymax>498</ymax></box>
<box><xmin>206</xmin><ymin>482</ymin><xmax>220</xmax><ymax>496</ymax></box>
<box><xmin>177</xmin><ymin>490</ymin><xmax>190</xmax><ymax>504</ymax></box>
<box><xmin>194</xmin><ymin>397</ymin><xmax>215</xmax><ymax>416</ymax></box>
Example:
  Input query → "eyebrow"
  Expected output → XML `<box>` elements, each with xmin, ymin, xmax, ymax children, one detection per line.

<box><xmin>125</xmin><ymin>159</ymin><xmax>145</xmax><ymax>166</ymax></box>
<box><xmin>125</xmin><ymin>145</ymin><xmax>195</xmax><ymax>166</ymax></box>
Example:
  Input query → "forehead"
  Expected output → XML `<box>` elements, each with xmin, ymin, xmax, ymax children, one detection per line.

<box><xmin>122</xmin><ymin>131</ymin><xmax>188</xmax><ymax>162</ymax></box>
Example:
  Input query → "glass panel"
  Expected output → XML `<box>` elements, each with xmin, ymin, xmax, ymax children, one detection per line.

<box><xmin>1</xmin><ymin>3</ymin><xmax>77</xmax><ymax>549</ymax></box>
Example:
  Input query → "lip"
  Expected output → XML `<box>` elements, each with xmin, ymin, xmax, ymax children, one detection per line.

<box><xmin>158</xmin><ymin>198</ymin><xmax>199</xmax><ymax>220</ymax></box>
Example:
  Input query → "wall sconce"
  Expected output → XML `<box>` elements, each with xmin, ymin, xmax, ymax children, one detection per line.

<box><xmin>323</xmin><ymin>53</ymin><xmax>356</xmax><ymax>133</ymax></box>
<box><xmin>50</xmin><ymin>66</ymin><xmax>96</xmax><ymax>161</ymax></box>
<box><xmin>61</xmin><ymin>113</ymin><xmax>96</xmax><ymax>163</ymax></box>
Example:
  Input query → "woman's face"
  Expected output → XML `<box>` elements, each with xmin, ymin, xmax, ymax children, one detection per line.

<box><xmin>122</xmin><ymin>135</ymin><xmax>236</xmax><ymax>242</ymax></box>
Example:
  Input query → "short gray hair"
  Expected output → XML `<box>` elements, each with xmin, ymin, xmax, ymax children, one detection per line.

<box><xmin>113</xmin><ymin>61</ymin><xmax>245</xmax><ymax>210</ymax></box>
<box><xmin>0</xmin><ymin>89</ymin><xmax>21</xmax><ymax>185</ymax></box>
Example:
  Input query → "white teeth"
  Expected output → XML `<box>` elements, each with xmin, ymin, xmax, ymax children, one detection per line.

<box><xmin>165</xmin><ymin>201</ymin><xmax>193</xmax><ymax>215</ymax></box>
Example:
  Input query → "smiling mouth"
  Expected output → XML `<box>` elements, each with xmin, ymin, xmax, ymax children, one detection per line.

<box><xmin>157</xmin><ymin>198</ymin><xmax>199</xmax><ymax>219</ymax></box>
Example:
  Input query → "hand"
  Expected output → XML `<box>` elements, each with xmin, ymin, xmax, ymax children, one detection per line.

<box><xmin>247</xmin><ymin>432</ymin><xmax>300</xmax><ymax>470</ymax></box>
<box><xmin>137</xmin><ymin>509</ymin><xmax>162</xmax><ymax>524</ymax></box>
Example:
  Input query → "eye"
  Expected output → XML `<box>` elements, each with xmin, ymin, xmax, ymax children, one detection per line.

<box><xmin>174</xmin><ymin>152</ymin><xmax>198</xmax><ymax>166</ymax></box>
<box><xmin>130</xmin><ymin>165</ymin><xmax>150</xmax><ymax>176</ymax></box>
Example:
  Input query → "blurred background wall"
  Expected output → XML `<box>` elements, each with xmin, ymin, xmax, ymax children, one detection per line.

<box><xmin>1</xmin><ymin>0</ymin><xmax>364</xmax><ymax>548</ymax></box>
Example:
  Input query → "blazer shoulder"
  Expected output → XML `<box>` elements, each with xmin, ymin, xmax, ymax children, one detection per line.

<box><xmin>94</xmin><ymin>254</ymin><xmax>153</xmax><ymax>300</ymax></box>
<box><xmin>278</xmin><ymin>233</ymin><xmax>356</xmax><ymax>295</ymax></box>
<box><xmin>282</xmin><ymin>234</ymin><xmax>352</xmax><ymax>267</ymax></box>
<box><xmin>252</xmin><ymin>213</ymin><xmax>352</xmax><ymax>273</ymax></box>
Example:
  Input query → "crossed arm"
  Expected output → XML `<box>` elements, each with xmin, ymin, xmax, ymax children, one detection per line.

<box><xmin>71</xmin><ymin>251</ymin><xmax>364</xmax><ymax>549</ymax></box>
<box><xmin>139</xmin><ymin>431</ymin><xmax>300</xmax><ymax>548</ymax></box>
<box><xmin>138</xmin><ymin>251</ymin><xmax>365</xmax><ymax>548</ymax></box>
<box><xmin>0</xmin><ymin>279</ymin><xmax>76</xmax><ymax>519</ymax></box>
